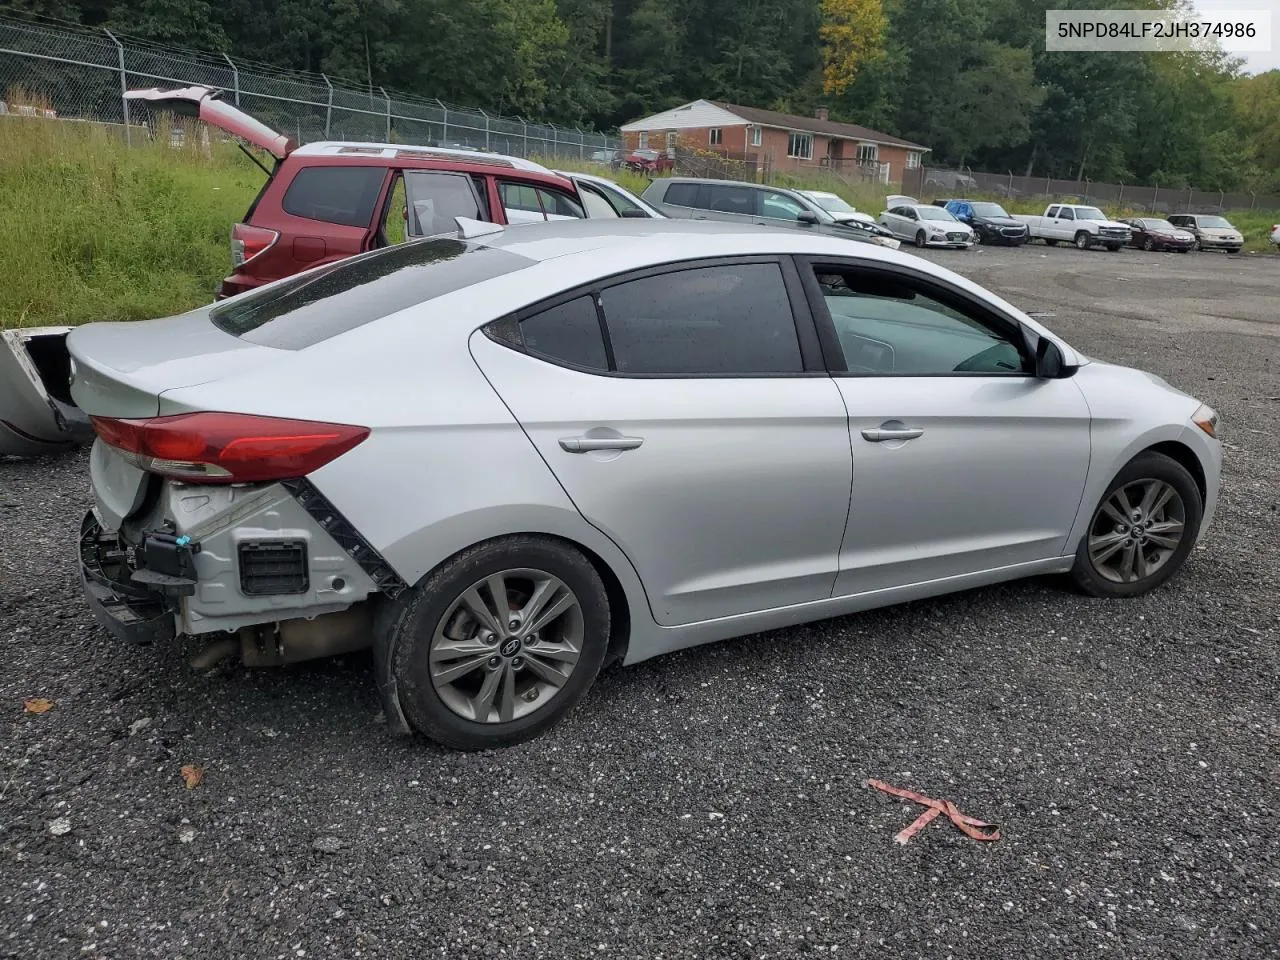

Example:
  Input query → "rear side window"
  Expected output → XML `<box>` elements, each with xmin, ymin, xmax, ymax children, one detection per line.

<box><xmin>281</xmin><ymin>166</ymin><xmax>387</xmax><ymax>227</ymax></box>
<box><xmin>210</xmin><ymin>239</ymin><xmax>534</xmax><ymax>349</ymax></box>
<box><xmin>404</xmin><ymin>171</ymin><xmax>484</xmax><ymax>237</ymax></box>
<box><xmin>600</xmin><ymin>263</ymin><xmax>802</xmax><ymax>375</ymax></box>
<box><xmin>520</xmin><ymin>295</ymin><xmax>608</xmax><ymax>370</ymax></box>
<box><xmin>663</xmin><ymin>182</ymin><xmax>700</xmax><ymax>207</ymax></box>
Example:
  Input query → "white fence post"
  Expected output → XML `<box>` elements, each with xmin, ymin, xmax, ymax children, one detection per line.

<box><xmin>222</xmin><ymin>53</ymin><xmax>239</xmax><ymax>104</ymax></box>
<box><xmin>103</xmin><ymin>29</ymin><xmax>129</xmax><ymax>145</ymax></box>
<box><xmin>437</xmin><ymin>99</ymin><xmax>448</xmax><ymax>144</ymax></box>
<box><xmin>322</xmin><ymin>73</ymin><xmax>333</xmax><ymax>139</ymax></box>
<box><xmin>478</xmin><ymin>108</ymin><xmax>490</xmax><ymax>151</ymax></box>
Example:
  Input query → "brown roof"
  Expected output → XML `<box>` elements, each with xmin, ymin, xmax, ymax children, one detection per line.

<box><xmin>711</xmin><ymin>101</ymin><xmax>929</xmax><ymax>152</ymax></box>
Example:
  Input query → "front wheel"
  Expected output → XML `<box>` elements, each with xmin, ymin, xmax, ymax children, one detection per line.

<box><xmin>1074</xmin><ymin>231</ymin><xmax>1091</xmax><ymax>250</ymax></box>
<box><xmin>1071</xmin><ymin>452</ymin><xmax>1203</xmax><ymax>599</ymax></box>
<box><xmin>387</xmin><ymin>536</ymin><xmax>611</xmax><ymax>750</ymax></box>
<box><xmin>915</xmin><ymin>230</ymin><xmax>927</xmax><ymax>248</ymax></box>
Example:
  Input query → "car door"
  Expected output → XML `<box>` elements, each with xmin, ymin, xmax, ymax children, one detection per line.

<box><xmin>795</xmin><ymin>257</ymin><xmax>1092</xmax><ymax>595</ymax></box>
<box><xmin>1051</xmin><ymin>206</ymin><xmax>1076</xmax><ymax>240</ymax></box>
<box><xmin>469</xmin><ymin>256</ymin><xmax>853</xmax><ymax>626</ymax></box>
<box><xmin>403</xmin><ymin>170</ymin><xmax>488</xmax><ymax>236</ymax></box>
<box><xmin>888</xmin><ymin>207</ymin><xmax>918</xmax><ymax>240</ymax></box>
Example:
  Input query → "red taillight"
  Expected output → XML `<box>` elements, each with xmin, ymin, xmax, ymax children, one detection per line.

<box><xmin>230</xmin><ymin>223</ymin><xmax>280</xmax><ymax>268</ymax></box>
<box><xmin>90</xmin><ymin>412</ymin><xmax>369</xmax><ymax>484</ymax></box>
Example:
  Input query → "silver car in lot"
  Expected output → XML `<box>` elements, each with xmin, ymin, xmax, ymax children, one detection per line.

<box><xmin>70</xmin><ymin>219</ymin><xmax>1221</xmax><ymax>750</ymax></box>
<box><xmin>879</xmin><ymin>203</ymin><xmax>976</xmax><ymax>249</ymax></box>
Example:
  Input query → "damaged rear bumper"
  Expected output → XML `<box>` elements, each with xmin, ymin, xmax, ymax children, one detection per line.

<box><xmin>78</xmin><ymin>510</ymin><xmax>178</xmax><ymax>645</ymax></box>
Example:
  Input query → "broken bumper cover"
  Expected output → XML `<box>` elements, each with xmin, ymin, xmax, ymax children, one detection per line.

<box><xmin>78</xmin><ymin>510</ymin><xmax>179</xmax><ymax>644</ymax></box>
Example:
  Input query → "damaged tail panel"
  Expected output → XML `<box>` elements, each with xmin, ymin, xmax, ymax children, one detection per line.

<box><xmin>0</xmin><ymin>327</ymin><xmax>93</xmax><ymax>457</ymax></box>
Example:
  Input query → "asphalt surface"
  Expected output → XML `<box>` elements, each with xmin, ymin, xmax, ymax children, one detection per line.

<box><xmin>2</xmin><ymin>242</ymin><xmax>1277</xmax><ymax>959</ymax></box>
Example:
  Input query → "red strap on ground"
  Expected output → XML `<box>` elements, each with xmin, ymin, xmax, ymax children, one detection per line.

<box><xmin>867</xmin><ymin>778</ymin><xmax>1001</xmax><ymax>844</ymax></box>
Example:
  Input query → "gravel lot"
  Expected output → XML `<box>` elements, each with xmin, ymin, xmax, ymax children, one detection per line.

<box><xmin>2</xmin><ymin>244</ymin><xmax>1277</xmax><ymax>960</ymax></box>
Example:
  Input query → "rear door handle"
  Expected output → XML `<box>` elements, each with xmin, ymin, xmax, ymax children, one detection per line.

<box><xmin>861</xmin><ymin>427</ymin><xmax>924</xmax><ymax>442</ymax></box>
<box><xmin>559</xmin><ymin>436</ymin><xmax>644</xmax><ymax>453</ymax></box>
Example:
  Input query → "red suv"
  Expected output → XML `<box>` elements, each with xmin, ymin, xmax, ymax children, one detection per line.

<box><xmin>126</xmin><ymin>87</ymin><xmax>653</xmax><ymax>299</ymax></box>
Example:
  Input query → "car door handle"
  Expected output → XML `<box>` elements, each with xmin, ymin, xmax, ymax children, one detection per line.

<box><xmin>861</xmin><ymin>427</ymin><xmax>924</xmax><ymax>442</ymax></box>
<box><xmin>559</xmin><ymin>436</ymin><xmax>644</xmax><ymax>453</ymax></box>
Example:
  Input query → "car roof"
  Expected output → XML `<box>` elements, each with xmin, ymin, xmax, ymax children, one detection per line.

<box><xmin>291</xmin><ymin>141</ymin><xmax>554</xmax><ymax>171</ymax></box>
<box><xmin>661</xmin><ymin>176</ymin><xmax>778</xmax><ymax>190</ymax></box>
<box><xmin>471</xmin><ymin>218</ymin><xmax>902</xmax><ymax>265</ymax></box>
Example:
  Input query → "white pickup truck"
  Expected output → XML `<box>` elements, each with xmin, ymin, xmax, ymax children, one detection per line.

<box><xmin>1014</xmin><ymin>203</ymin><xmax>1131</xmax><ymax>251</ymax></box>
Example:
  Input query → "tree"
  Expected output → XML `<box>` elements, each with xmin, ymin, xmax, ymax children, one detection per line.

<box><xmin>948</xmin><ymin>42</ymin><xmax>1042</xmax><ymax>170</ymax></box>
<box><xmin>107</xmin><ymin>0</ymin><xmax>228</xmax><ymax>50</ymax></box>
<box><xmin>819</xmin><ymin>0</ymin><xmax>886</xmax><ymax>96</ymax></box>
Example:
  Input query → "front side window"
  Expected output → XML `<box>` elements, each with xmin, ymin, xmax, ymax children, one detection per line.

<box><xmin>600</xmin><ymin>263</ymin><xmax>803</xmax><ymax>375</ymax></box>
<box><xmin>810</xmin><ymin>266</ymin><xmax>1030</xmax><ymax>376</ymax></box>
<box><xmin>759</xmin><ymin>190</ymin><xmax>807</xmax><ymax>221</ymax></box>
<box><xmin>499</xmin><ymin>182</ymin><xmax>586</xmax><ymax>222</ymax></box>
<box><xmin>787</xmin><ymin>133</ymin><xmax>813</xmax><ymax>160</ymax></box>
<box><xmin>282</xmin><ymin>165</ymin><xmax>388</xmax><ymax>228</ymax></box>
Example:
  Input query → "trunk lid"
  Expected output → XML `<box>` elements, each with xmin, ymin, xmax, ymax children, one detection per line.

<box><xmin>67</xmin><ymin>309</ymin><xmax>285</xmax><ymax>419</ymax></box>
<box><xmin>123</xmin><ymin>85</ymin><xmax>296</xmax><ymax>160</ymax></box>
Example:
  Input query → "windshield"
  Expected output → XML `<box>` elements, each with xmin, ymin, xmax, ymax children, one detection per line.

<box><xmin>1199</xmin><ymin>216</ymin><xmax>1232</xmax><ymax>228</ymax></box>
<box><xmin>1146</xmin><ymin>219</ymin><xmax>1178</xmax><ymax>231</ymax></box>
<box><xmin>970</xmin><ymin>202</ymin><xmax>1010</xmax><ymax>218</ymax></box>
<box><xmin>917</xmin><ymin>207</ymin><xmax>957</xmax><ymax>221</ymax></box>
<box><xmin>810</xmin><ymin>193</ymin><xmax>856</xmax><ymax>214</ymax></box>
<box><xmin>1075</xmin><ymin>207</ymin><xmax>1108</xmax><ymax>221</ymax></box>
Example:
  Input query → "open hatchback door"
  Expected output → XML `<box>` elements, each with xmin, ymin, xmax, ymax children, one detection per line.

<box><xmin>123</xmin><ymin>85</ymin><xmax>296</xmax><ymax>160</ymax></box>
<box><xmin>0</xmin><ymin>327</ymin><xmax>93</xmax><ymax>457</ymax></box>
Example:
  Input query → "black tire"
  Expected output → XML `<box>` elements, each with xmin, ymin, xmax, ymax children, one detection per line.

<box><xmin>1074</xmin><ymin>231</ymin><xmax>1091</xmax><ymax>250</ymax></box>
<box><xmin>387</xmin><ymin>536</ymin><xmax>610</xmax><ymax>750</ymax></box>
<box><xmin>1107</xmin><ymin>244</ymin><xmax>1122</xmax><ymax>252</ymax></box>
<box><xmin>1192</xmin><ymin>239</ymin><xmax>1202</xmax><ymax>252</ymax></box>
<box><xmin>1070</xmin><ymin>451</ymin><xmax>1203</xmax><ymax>599</ymax></box>
<box><xmin>915</xmin><ymin>230</ymin><xmax>927</xmax><ymax>248</ymax></box>
<box><xmin>1176</xmin><ymin>247</ymin><xmax>1190</xmax><ymax>253</ymax></box>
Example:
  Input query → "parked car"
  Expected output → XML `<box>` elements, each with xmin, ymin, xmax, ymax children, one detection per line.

<box><xmin>1014</xmin><ymin>204</ymin><xmax>1130</xmax><ymax>251</ymax></box>
<box><xmin>1166</xmin><ymin>214</ymin><xmax>1244</xmax><ymax>253</ymax></box>
<box><xmin>878</xmin><ymin>203</ymin><xmax>976</xmax><ymax>249</ymax></box>
<box><xmin>1271</xmin><ymin>223</ymin><xmax>1280</xmax><ymax>248</ymax></box>
<box><xmin>796</xmin><ymin>190</ymin><xmax>871</xmax><ymax>224</ymax></box>
<box><xmin>122</xmin><ymin>85</ymin><xmax>636</xmax><ymax>300</ymax></box>
<box><xmin>70</xmin><ymin>218</ymin><xmax>1221</xmax><ymax>750</ymax></box>
<box><xmin>622</xmin><ymin>148</ymin><xmax>673</xmax><ymax>174</ymax></box>
<box><xmin>642</xmin><ymin>177</ymin><xmax>901</xmax><ymax>249</ymax></box>
<box><xmin>1120</xmin><ymin>218</ymin><xmax>1195</xmax><ymax>253</ymax></box>
<box><xmin>943</xmin><ymin>200</ymin><xmax>1030</xmax><ymax>246</ymax></box>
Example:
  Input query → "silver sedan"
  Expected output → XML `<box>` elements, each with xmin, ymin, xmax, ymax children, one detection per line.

<box><xmin>879</xmin><ymin>203</ymin><xmax>976</xmax><ymax>248</ymax></box>
<box><xmin>69</xmin><ymin>219</ymin><xmax>1221</xmax><ymax>750</ymax></box>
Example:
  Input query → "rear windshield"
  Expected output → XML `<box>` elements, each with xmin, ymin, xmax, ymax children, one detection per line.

<box><xmin>210</xmin><ymin>238</ymin><xmax>535</xmax><ymax>349</ymax></box>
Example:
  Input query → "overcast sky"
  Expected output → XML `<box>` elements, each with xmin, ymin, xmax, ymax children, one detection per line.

<box><xmin>1191</xmin><ymin>0</ymin><xmax>1280</xmax><ymax>72</ymax></box>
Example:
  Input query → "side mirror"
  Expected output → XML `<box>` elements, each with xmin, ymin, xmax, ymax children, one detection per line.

<box><xmin>1034</xmin><ymin>336</ymin><xmax>1067</xmax><ymax>379</ymax></box>
<box><xmin>797</xmin><ymin>210</ymin><xmax>820</xmax><ymax>224</ymax></box>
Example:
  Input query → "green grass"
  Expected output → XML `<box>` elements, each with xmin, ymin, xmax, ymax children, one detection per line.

<box><xmin>0</xmin><ymin>115</ymin><xmax>262</xmax><ymax>329</ymax></box>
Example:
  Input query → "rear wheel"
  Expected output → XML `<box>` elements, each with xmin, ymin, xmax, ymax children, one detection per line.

<box><xmin>1071</xmin><ymin>452</ymin><xmax>1203</xmax><ymax>599</ymax></box>
<box><xmin>388</xmin><ymin>536</ymin><xmax>610</xmax><ymax>750</ymax></box>
<box><xmin>1074</xmin><ymin>231</ymin><xmax>1091</xmax><ymax>250</ymax></box>
<box><xmin>915</xmin><ymin>230</ymin><xmax>927</xmax><ymax>248</ymax></box>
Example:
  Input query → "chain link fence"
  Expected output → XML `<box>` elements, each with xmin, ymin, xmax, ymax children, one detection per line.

<box><xmin>903</xmin><ymin>165</ymin><xmax>1280</xmax><ymax>214</ymax></box>
<box><xmin>0</xmin><ymin>12</ymin><xmax>621</xmax><ymax>160</ymax></box>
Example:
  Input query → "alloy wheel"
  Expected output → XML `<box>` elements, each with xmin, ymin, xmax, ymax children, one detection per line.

<box><xmin>1087</xmin><ymin>479</ymin><xmax>1186</xmax><ymax>584</ymax></box>
<box><xmin>429</xmin><ymin>568</ymin><xmax>584</xmax><ymax>724</ymax></box>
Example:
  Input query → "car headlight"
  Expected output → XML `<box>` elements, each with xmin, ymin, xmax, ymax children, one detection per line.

<box><xmin>1192</xmin><ymin>403</ymin><xmax>1219</xmax><ymax>438</ymax></box>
